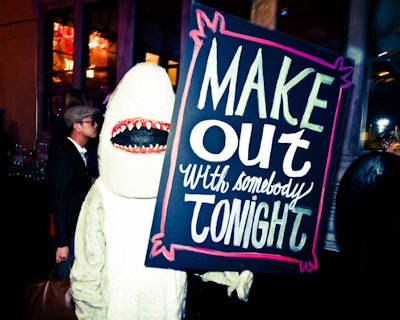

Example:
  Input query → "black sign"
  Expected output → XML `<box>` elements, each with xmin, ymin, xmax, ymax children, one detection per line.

<box><xmin>145</xmin><ymin>3</ymin><xmax>353</xmax><ymax>275</ymax></box>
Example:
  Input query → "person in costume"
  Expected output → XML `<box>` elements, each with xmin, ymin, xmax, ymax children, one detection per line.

<box><xmin>70</xmin><ymin>63</ymin><xmax>187</xmax><ymax>319</ymax></box>
<box><xmin>70</xmin><ymin>62</ymin><xmax>253</xmax><ymax>319</ymax></box>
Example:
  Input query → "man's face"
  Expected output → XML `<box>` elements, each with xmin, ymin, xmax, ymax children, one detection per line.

<box><xmin>77</xmin><ymin>116</ymin><xmax>99</xmax><ymax>138</ymax></box>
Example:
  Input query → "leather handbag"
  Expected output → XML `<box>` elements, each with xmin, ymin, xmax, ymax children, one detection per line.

<box><xmin>25</xmin><ymin>264</ymin><xmax>77</xmax><ymax>320</ymax></box>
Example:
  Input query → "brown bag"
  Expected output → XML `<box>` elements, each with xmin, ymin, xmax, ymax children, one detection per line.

<box><xmin>25</xmin><ymin>264</ymin><xmax>77</xmax><ymax>320</ymax></box>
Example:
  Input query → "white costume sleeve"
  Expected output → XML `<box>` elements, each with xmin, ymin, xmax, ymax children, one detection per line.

<box><xmin>70</xmin><ymin>181</ymin><xmax>109</xmax><ymax>319</ymax></box>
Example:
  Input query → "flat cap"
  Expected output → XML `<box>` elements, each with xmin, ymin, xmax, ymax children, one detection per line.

<box><xmin>64</xmin><ymin>105</ymin><xmax>101</xmax><ymax>127</ymax></box>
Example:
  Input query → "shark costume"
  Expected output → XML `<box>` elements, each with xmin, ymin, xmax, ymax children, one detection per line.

<box><xmin>70</xmin><ymin>63</ymin><xmax>187</xmax><ymax>319</ymax></box>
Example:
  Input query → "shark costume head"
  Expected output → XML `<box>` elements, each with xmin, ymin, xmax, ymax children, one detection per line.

<box><xmin>98</xmin><ymin>62</ymin><xmax>174</xmax><ymax>198</ymax></box>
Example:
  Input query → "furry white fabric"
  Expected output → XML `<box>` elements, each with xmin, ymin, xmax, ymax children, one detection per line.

<box><xmin>71</xmin><ymin>62</ymin><xmax>187</xmax><ymax>319</ymax></box>
<box><xmin>98</xmin><ymin>62</ymin><xmax>176</xmax><ymax>198</ymax></box>
<box><xmin>201</xmin><ymin>270</ymin><xmax>253</xmax><ymax>302</ymax></box>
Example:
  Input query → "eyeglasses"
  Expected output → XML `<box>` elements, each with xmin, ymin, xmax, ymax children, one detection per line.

<box><xmin>78</xmin><ymin>119</ymin><xmax>97</xmax><ymax>126</ymax></box>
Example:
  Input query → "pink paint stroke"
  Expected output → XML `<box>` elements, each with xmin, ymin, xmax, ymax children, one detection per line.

<box><xmin>151</xmin><ymin>231</ymin><xmax>299</xmax><ymax>263</ymax></box>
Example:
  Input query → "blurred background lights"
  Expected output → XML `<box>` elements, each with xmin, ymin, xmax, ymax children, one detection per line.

<box><xmin>280</xmin><ymin>7</ymin><xmax>288</xmax><ymax>16</ymax></box>
<box><xmin>376</xmin><ymin>118</ymin><xmax>390</xmax><ymax>133</ymax></box>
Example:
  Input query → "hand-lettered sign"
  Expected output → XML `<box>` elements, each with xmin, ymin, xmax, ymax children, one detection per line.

<box><xmin>145</xmin><ymin>3</ymin><xmax>353</xmax><ymax>275</ymax></box>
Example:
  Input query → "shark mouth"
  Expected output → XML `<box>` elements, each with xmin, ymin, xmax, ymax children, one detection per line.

<box><xmin>110</xmin><ymin>117</ymin><xmax>170</xmax><ymax>154</ymax></box>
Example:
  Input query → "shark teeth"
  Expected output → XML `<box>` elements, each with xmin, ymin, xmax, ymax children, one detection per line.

<box><xmin>112</xmin><ymin>117</ymin><xmax>170</xmax><ymax>137</ymax></box>
<box><xmin>112</xmin><ymin>142</ymin><xmax>167</xmax><ymax>154</ymax></box>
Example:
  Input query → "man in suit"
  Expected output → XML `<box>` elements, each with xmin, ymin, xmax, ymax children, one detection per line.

<box><xmin>47</xmin><ymin>105</ymin><xmax>101</xmax><ymax>278</ymax></box>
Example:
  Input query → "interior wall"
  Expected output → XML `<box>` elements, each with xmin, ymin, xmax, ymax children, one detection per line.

<box><xmin>0</xmin><ymin>0</ymin><xmax>37</xmax><ymax>150</ymax></box>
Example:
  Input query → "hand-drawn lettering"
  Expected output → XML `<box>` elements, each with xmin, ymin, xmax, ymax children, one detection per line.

<box><xmin>197</xmin><ymin>39</ymin><xmax>333</xmax><ymax>134</ymax></box>
<box><xmin>185</xmin><ymin>193</ymin><xmax>309</xmax><ymax>252</ymax></box>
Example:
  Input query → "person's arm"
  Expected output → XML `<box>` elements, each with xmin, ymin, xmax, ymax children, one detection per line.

<box><xmin>70</xmin><ymin>182</ymin><xmax>108</xmax><ymax>318</ymax></box>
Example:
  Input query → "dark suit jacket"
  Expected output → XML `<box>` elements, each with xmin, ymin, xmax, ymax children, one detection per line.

<box><xmin>47</xmin><ymin>138</ymin><xmax>92</xmax><ymax>248</ymax></box>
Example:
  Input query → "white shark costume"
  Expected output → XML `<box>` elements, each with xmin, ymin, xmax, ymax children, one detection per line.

<box><xmin>70</xmin><ymin>63</ymin><xmax>187</xmax><ymax>319</ymax></box>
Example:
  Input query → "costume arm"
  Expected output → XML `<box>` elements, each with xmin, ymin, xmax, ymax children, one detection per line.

<box><xmin>70</xmin><ymin>182</ymin><xmax>108</xmax><ymax>319</ymax></box>
<box><xmin>200</xmin><ymin>270</ymin><xmax>254</xmax><ymax>302</ymax></box>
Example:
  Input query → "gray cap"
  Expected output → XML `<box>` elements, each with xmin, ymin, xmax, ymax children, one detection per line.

<box><xmin>64</xmin><ymin>105</ymin><xmax>100</xmax><ymax>127</ymax></box>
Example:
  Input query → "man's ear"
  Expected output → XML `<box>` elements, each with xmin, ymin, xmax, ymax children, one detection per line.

<box><xmin>73</xmin><ymin>122</ymin><xmax>81</xmax><ymax>133</ymax></box>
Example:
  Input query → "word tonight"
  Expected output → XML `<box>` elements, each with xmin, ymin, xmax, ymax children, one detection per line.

<box><xmin>185</xmin><ymin>193</ymin><xmax>312</xmax><ymax>252</ymax></box>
